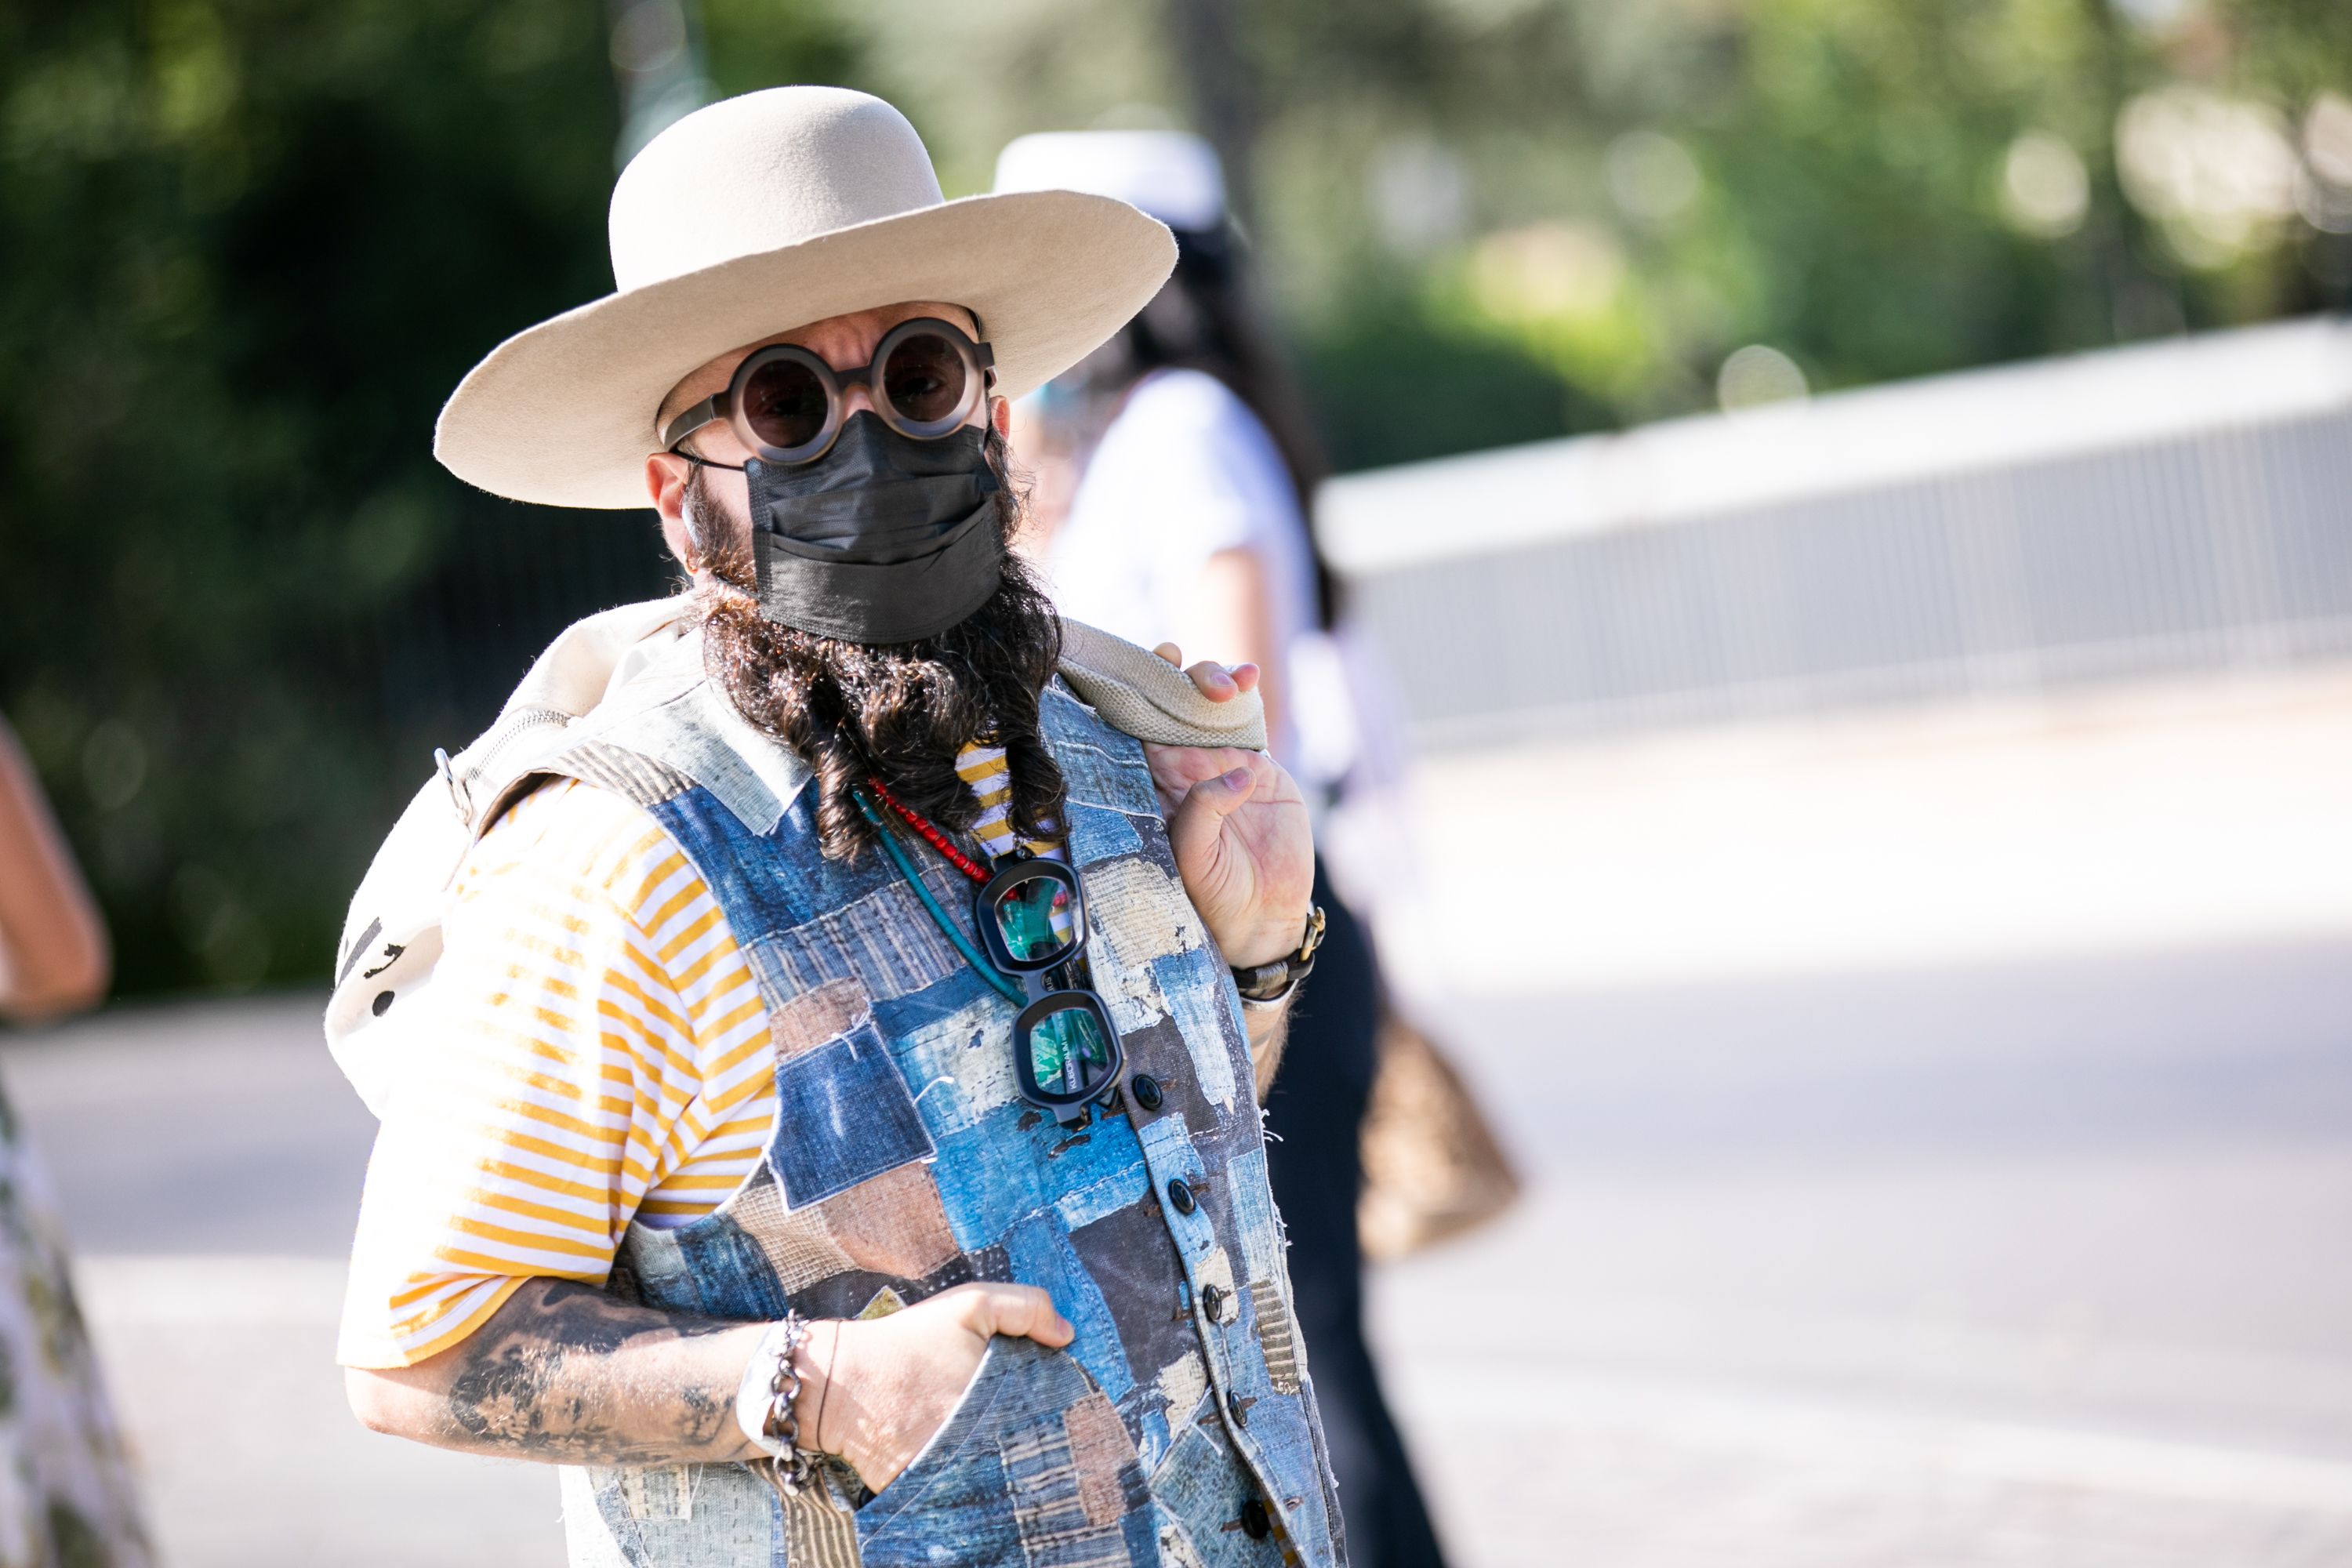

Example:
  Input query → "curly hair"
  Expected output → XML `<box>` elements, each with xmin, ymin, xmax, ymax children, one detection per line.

<box><xmin>684</xmin><ymin>429</ymin><xmax>1066</xmax><ymax>861</ymax></box>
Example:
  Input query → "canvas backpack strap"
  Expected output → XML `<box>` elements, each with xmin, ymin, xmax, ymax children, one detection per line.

<box><xmin>1054</xmin><ymin>617</ymin><xmax>1268</xmax><ymax>751</ymax></box>
<box><xmin>325</xmin><ymin>599</ymin><xmax>688</xmax><ymax>1116</ymax></box>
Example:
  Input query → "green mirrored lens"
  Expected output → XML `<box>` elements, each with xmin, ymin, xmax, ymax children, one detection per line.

<box><xmin>993</xmin><ymin>874</ymin><xmax>1075</xmax><ymax>964</ymax></box>
<box><xmin>1028</xmin><ymin>1005</ymin><xmax>1112</xmax><ymax>1096</ymax></box>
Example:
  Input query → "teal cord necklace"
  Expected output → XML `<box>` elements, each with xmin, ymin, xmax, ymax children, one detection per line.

<box><xmin>851</xmin><ymin>786</ymin><xmax>1025</xmax><ymax>1006</ymax></box>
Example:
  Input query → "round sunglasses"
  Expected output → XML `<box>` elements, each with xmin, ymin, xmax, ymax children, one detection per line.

<box><xmin>661</xmin><ymin>317</ymin><xmax>996</xmax><ymax>467</ymax></box>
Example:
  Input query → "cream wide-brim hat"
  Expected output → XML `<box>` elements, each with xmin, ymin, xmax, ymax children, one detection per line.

<box><xmin>434</xmin><ymin>86</ymin><xmax>1176</xmax><ymax>511</ymax></box>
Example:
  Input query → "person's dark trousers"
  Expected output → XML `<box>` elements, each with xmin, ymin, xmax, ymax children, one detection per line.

<box><xmin>1262</xmin><ymin>863</ymin><xmax>1450</xmax><ymax>1568</ymax></box>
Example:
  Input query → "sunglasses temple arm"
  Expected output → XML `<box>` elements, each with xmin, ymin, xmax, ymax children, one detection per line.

<box><xmin>659</xmin><ymin>391</ymin><xmax>728</xmax><ymax>454</ymax></box>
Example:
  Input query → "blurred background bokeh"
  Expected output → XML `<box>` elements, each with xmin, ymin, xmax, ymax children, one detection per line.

<box><xmin>2</xmin><ymin>0</ymin><xmax>2349</xmax><ymax>1563</ymax></box>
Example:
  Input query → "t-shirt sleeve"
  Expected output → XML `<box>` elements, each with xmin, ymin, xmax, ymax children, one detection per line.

<box><xmin>336</xmin><ymin>780</ymin><xmax>771</xmax><ymax>1369</ymax></box>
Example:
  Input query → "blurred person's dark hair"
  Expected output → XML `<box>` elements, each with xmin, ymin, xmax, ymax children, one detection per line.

<box><xmin>1062</xmin><ymin>223</ymin><xmax>1341</xmax><ymax>629</ymax></box>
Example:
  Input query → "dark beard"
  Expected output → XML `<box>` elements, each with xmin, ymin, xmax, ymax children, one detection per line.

<box><xmin>685</xmin><ymin>430</ymin><xmax>1067</xmax><ymax>861</ymax></box>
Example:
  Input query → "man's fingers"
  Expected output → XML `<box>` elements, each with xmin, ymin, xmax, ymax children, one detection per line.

<box><xmin>1154</xmin><ymin>644</ymin><xmax>1258</xmax><ymax>702</ymax></box>
<box><xmin>1183</xmin><ymin>660</ymin><xmax>1240</xmax><ymax>701</ymax></box>
<box><xmin>953</xmin><ymin>1282</ymin><xmax>1074</xmax><ymax>1346</ymax></box>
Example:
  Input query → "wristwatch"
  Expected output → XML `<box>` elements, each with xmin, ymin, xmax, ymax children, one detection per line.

<box><xmin>1230</xmin><ymin>906</ymin><xmax>1327</xmax><ymax>1006</ymax></box>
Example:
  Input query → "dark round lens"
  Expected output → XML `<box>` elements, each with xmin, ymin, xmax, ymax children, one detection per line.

<box><xmin>740</xmin><ymin>353</ymin><xmax>831</xmax><ymax>455</ymax></box>
<box><xmin>881</xmin><ymin>330</ymin><xmax>969</xmax><ymax>431</ymax></box>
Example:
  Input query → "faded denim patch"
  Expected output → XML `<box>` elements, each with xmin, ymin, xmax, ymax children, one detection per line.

<box><xmin>750</xmin><ymin>876</ymin><xmax>965</xmax><ymax>1011</ymax></box>
<box><xmin>563</xmin><ymin>1461</ymin><xmax>784</xmax><ymax>1568</ymax></box>
<box><xmin>770</xmin><ymin>1018</ymin><xmax>937</xmax><ymax>1208</ymax></box>
<box><xmin>1146</xmin><ymin>1425</ymin><xmax>1287</xmax><ymax>1568</ymax></box>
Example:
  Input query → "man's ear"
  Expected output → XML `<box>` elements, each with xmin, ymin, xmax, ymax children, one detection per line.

<box><xmin>989</xmin><ymin>394</ymin><xmax>1012</xmax><ymax>440</ymax></box>
<box><xmin>645</xmin><ymin>452</ymin><xmax>696</xmax><ymax>566</ymax></box>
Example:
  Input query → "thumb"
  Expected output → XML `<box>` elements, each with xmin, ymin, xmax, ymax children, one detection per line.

<box><xmin>959</xmin><ymin>1283</ymin><xmax>1075</xmax><ymax>1347</ymax></box>
<box><xmin>1167</xmin><ymin>764</ymin><xmax>1258</xmax><ymax>884</ymax></box>
<box><xmin>1186</xmin><ymin>763</ymin><xmax>1260</xmax><ymax>820</ymax></box>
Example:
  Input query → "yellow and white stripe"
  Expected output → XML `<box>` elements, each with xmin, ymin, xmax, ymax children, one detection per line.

<box><xmin>956</xmin><ymin>742</ymin><xmax>1063</xmax><ymax>864</ymax></box>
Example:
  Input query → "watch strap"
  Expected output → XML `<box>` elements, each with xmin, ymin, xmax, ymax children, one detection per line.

<box><xmin>1231</xmin><ymin>906</ymin><xmax>1327</xmax><ymax>1004</ymax></box>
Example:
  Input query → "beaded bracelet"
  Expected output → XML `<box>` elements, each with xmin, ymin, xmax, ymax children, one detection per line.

<box><xmin>759</xmin><ymin>1311</ymin><xmax>816</xmax><ymax>1494</ymax></box>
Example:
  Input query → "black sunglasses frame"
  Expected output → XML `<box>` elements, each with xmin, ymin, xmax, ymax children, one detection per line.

<box><xmin>974</xmin><ymin>858</ymin><xmax>1125</xmax><ymax>1126</ymax></box>
<box><xmin>660</xmin><ymin>316</ymin><xmax>996</xmax><ymax>468</ymax></box>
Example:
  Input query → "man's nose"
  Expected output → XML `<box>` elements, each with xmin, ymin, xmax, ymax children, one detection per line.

<box><xmin>836</xmin><ymin>380</ymin><xmax>880</xmax><ymax>421</ymax></box>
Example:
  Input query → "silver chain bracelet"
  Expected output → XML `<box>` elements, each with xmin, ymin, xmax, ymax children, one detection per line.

<box><xmin>760</xmin><ymin>1311</ymin><xmax>816</xmax><ymax>1494</ymax></box>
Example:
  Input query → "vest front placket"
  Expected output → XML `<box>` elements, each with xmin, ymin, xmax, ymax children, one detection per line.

<box><xmin>1058</xmin><ymin>750</ymin><xmax>1314</xmax><ymax>1550</ymax></box>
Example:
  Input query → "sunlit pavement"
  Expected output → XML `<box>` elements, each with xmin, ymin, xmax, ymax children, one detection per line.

<box><xmin>1370</xmin><ymin>946</ymin><xmax>2352</xmax><ymax>1567</ymax></box>
<box><xmin>5</xmin><ymin>669</ymin><xmax>2350</xmax><ymax>1566</ymax></box>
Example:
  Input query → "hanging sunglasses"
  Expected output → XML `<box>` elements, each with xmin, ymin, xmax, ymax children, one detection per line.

<box><xmin>660</xmin><ymin>318</ymin><xmax>996</xmax><ymax>467</ymax></box>
<box><xmin>854</xmin><ymin>786</ymin><xmax>1124</xmax><ymax>1128</ymax></box>
<box><xmin>972</xmin><ymin>858</ymin><xmax>1124</xmax><ymax>1127</ymax></box>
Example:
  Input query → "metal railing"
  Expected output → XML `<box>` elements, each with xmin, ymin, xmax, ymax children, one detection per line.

<box><xmin>1320</xmin><ymin>318</ymin><xmax>2352</xmax><ymax>749</ymax></box>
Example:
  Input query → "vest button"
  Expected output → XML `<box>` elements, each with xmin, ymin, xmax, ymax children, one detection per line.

<box><xmin>1167</xmin><ymin>1178</ymin><xmax>1197</xmax><ymax>1214</ymax></box>
<box><xmin>1241</xmin><ymin>1498</ymin><xmax>1272</xmax><ymax>1539</ymax></box>
<box><xmin>1199</xmin><ymin>1282</ymin><xmax>1227</xmax><ymax>1321</ymax></box>
<box><xmin>1227</xmin><ymin>1389</ymin><xmax>1249</xmax><ymax>1426</ymax></box>
<box><xmin>1131</xmin><ymin>1073</ymin><xmax>1163</xmax><ymax>1112</ymax></box>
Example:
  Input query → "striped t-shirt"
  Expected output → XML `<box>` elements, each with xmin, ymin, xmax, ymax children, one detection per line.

<box><xmin>338</xmin><ymin>743</ymin><xmax>1050</xmax><ymax>1370</ymax></box>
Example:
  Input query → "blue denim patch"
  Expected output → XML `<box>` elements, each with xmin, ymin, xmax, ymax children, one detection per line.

<box><xmin>1155</xmin><ymin>949</ymin><xmax>1243</xmax><ymax>1110</ymax></box>
<box><xmin>768</xmin><ymin>1018</ymin><xmax>938</xmax><ymax>1208</ymax></box>
<box><xmin>1065</xmin><ymin>797</ymin><xmax>1145</xmax><ymax>865</ymax></box>
<box><xmin>925</xmin><ymin>1093</ymin><xmax>1153</xmax><ymax>1258</ymax></box>
<box><xmin>857</xmin><ymin>1336</ymin><xmax>1053</xmax><ymax>1565</ymax></box>
<box><xmin>1004</xmin><ymin>1214</ymin><xmax>1136</xmax><ymax>1407</ymax></box>
<box><xmin>1148</xmin><ymin>1425</ymin><xmax>1287</xmax><ymax>1568</ymax></box>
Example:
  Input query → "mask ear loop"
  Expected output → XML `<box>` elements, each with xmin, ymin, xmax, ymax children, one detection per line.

<box><xmin>673</xmin><ymin>456</ymin><xmax>737</xmax><ymax>573</ymax></box>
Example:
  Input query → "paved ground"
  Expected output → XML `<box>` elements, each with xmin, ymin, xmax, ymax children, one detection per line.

<box><xmin>1373</xmin><ymin>943</ymin><xmax>2352</xmax><ymax>1567</ymax></box>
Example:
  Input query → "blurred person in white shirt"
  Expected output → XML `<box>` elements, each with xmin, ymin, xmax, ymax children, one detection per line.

<box><xmin>998</xmin><ymin>129</ymin><xmax>1449</xmax><ymax>1568</ymax></box>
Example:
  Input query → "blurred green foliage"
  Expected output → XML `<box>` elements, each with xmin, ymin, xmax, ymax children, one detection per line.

<box><xmin>2</xmin><ymin>0</ymin><xmax>2347</xmax><ymax>996</ymax></box>
<box><xmin>0</xmin><ymin>0</ymin><xmax>706</xmax><ymax>995</ymax></box>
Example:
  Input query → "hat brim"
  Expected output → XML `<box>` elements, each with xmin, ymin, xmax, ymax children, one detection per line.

<box><xmin>434</xmin><ymin>190</ymin><xmax>1174</xmax><ymax>511</ymax></box>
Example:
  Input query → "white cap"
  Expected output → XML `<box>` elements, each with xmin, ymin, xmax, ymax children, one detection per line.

<box><xmin>993</xmin><ymin>129</ymin><xmax>1226</xmax><ymax>233</ymax></box>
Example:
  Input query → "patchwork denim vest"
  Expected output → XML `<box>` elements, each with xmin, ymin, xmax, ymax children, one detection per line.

<box><xmin>523</xmin><ymin>644</ymin><xmax>1345</xmax><ymax>1568</ymax></box>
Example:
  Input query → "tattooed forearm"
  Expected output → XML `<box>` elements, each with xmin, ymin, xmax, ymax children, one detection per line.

<box><xmin>347</xmin><ymin>1278</ymin><xmax>770</xmax><ymax>1467</ymax></box>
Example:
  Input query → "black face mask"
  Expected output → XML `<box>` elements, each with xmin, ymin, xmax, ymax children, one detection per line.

<box><xmin>746</xmin><ymin>412</ymin><xmax>1004</xmax><ymax>644</ymax></box>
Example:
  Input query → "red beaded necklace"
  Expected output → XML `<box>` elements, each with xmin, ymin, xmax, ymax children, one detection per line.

<box><xmin>865</xmin><ymin>776</ymin><xmax>992</xmax><ymax>886</ymax></box>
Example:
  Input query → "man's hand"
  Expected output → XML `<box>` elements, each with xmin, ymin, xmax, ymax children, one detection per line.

<box><xmin>1141</xmin><ymin>644</ymin><xmax>1316</xmax><ymax>971</ymax></box>
<box><xmin>806</xmin><ymin>1282</ymin><xmax>1072</xmax><ymax>1493</ymax></box>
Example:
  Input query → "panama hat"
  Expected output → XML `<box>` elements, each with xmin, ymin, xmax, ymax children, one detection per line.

<box><xmin>434</xmin><ymin>86</ymin><xmax>1177</xmax><ymax>510</ymax></box>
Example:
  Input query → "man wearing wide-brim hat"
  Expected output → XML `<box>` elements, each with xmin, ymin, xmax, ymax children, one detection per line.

<box><xmin>332</xmin><ymin>85</ymin><xmax>1345</xmax><ymax>1567</ymax></box>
